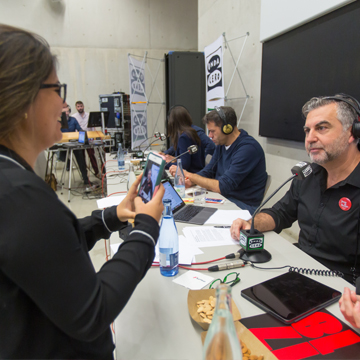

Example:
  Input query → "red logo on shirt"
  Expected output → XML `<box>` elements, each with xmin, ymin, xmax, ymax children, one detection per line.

<box><xmin>339</xmin><ymin>197</ymin><xmax>351</xmax><ymax>211</ymax></box>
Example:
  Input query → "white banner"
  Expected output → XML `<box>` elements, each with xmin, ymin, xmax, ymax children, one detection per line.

<box><xmin>128</xmin><ymin>55</ymin><xmax>148</xmax><ymax>149</ymax></box>
<box><xmin>204</xmin><ymin>35</ymin><xmax>225</xmax><ymax>111</ymax></box>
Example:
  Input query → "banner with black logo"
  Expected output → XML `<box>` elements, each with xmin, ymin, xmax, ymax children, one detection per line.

<box><xmin>204</xmin><ymin>35</ymin><xmax>224</xmax><ymax>111</ymax></box>
<box><xmin>128</xmin><ymin>55</ymin><xmax>148</xmax><ymax>149</ymax></box>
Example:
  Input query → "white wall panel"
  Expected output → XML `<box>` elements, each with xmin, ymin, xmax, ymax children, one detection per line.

<box><xmin>260</xmin><ymin>0</ymin><xmax>354</xmax><ymax>41</ymax></box>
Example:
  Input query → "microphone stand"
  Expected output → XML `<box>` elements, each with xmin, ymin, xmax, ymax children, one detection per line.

<box><xmin>239</xmin><ymin>174</ymin><xmax>296</xmax><ymax>263</ymax></box>
<box><xmin>135</xmin><ymin>133</ymin><xmax>161</xmax><ymax>158</ymax></box>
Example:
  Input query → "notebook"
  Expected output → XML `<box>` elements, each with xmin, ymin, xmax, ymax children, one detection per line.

<box><xmin>162</xmin><ymin>179</ymin><xmax>217</xmax><ymax>225</ymax></box>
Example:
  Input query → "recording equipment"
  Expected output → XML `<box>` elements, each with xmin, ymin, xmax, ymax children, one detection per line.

<box><xmin>165</xmin><ymin>145</ymin><xmax>198</xmax><ymax>166</ymax></box>
<box><xmin>88</xmin><ymin>111</ymin><xmax>110</xmax><ymax>128</ymax></box>
<box><xmin>208</xmin><ymin>260</ymin><xmax>246</xmax><ymax>272</ymax></box>
<box><xmin>322</xmin><ymin>93</ymin><xmax>360</xmax><ymax>139</ymax></box>
<box><xmin>159</xmin><ymin>133</ymin><xmax>167</xmax><ymax>141</ymax></box>
<box><xmin>214</xmin><ymin>106</ymin><xmax>233</xmax><ymax>135</ymax></box>
<box><xmin>239</xmin><ymin>161</ymin><xmax>313</xmax><ymax>263</ymax></box>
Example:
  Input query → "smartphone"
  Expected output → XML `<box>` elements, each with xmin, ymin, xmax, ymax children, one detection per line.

<box><xmin>138</xmin><ymin>152</ymin><xmax>165</xmax><ymax>203</ymax></box>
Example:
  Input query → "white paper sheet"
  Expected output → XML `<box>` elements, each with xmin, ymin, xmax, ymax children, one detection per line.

<box><xmin>111</xmin><ymin>235</ymin><xmax>204</xmax><ymax>265</ymax></box>
<box><xmin>204</xmin><ymin>209</ymin><xmax>251</xmax><ymax>225</ymax></box>
<box><xmin>172</xmin><ymin>270</ymin><xmax>215</xmax><ymax>290</ymax></box>
<box><xmin>97</xmin><ymin>195</ymin><xmax>126</xmax><ymax>209</ymax></box>
<box><xmin>154</xmin><ymin>235</ymin><xmax>203</xmax><ymax>265</ymax></box>
<box><xmin>182</xmin><ymin>226</ymin><xmax>238</xmax><ymax>248</ymax></box>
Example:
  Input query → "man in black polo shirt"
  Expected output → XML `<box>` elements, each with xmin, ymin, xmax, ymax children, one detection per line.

<box><xmin>231</xmin><ymin>94</ymin><xmax>360</xmax><ymax>285</ymax></box>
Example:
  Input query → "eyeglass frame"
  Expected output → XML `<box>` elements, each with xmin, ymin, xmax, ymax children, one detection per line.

<box><xmin>39</xmin><ymin>83</ymin><xmax>67</xmax><ymax>103</ymax></box>
<box><xmin>208</xmin><ymin>272</ymin><xmax>241</xmax><ymax>289</ymax></box>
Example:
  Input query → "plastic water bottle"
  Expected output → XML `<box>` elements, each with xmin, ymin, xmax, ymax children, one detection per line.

<box><xmin>159</xmin><ymin>199</ymin><xmax>179</xmax><ymax>277</ymax></box>
<box><xmin>174</xmin><ymin>158</ymin><xmax>185</xmax><ymax>198</ymax></box>
<box><xmin>203</xmin><ymin>284</ymin><xmax>242</xmax><ymax>360</ymax></box>
<box><xmin>127</xmin><ymin>164</ymin><xmax>136</xmax><ymax>191</ymax></box>
<box><xmin>117</xmin><ymin>143</ymin><xmax>125</xmax><ymax>170</ymax></box>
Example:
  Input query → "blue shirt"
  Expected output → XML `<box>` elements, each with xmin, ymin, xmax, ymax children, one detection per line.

<box><xmin>197</xmin><ymin>129</ymin><xmax>267</xmax><ymax>208</ymax></box>
<box><xmin>61</xmin><ymin>116</ymin><xmax>82</xmax><ymax>133</ymax></box>
<box><xmin>165</xmin><ymin>132</ymin><xmax>204</xmax><ymax>173</ymax></box>
<box><xmin>165</xmin><ymin>125</ymin><xmax>215</xmax><ymax>170</ymax></box>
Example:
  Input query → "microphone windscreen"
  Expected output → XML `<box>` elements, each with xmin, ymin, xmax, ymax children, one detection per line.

<box><xmin>291</xmin><ymin>161</ymin><xmax>312</xmax><ymax>180</ymax></box>
<box><xmin>188</xmin><ymin>145</ymin><xmax>198</xmax><ymax>154</ymax></box>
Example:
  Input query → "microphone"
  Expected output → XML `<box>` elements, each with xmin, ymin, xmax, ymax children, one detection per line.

<box><xmin>208</xmin><ymin>260</ymin><xmax>246</xmax><ymax>272</ymax></box>
<box><xmin>239</xmin><ymin>161</ymin><xmax>313</xmax><ymax>263</ymax></box>
<box><xmin>165</xmin><ymin>145</ymin><xmax>198</xmax><ymax>166</ymax></box>
<box><xmin>142</xmin><ymin>133</ymin><xmax>167</xmax><ymax>155</ymax></box>
<box><xmin>137</xmin><ymin>132</ymin><xmax>161</xmax><ymax>151</ymax></box>
<box><xmin>134</xmin><ymin>133</ymin><xmax>161</xmax><ymax>159</ymax></box>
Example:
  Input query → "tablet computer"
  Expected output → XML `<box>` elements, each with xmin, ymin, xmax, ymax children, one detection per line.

<box><xmin>241</xmin><ymin>271</ymin><xmax>342</xmax><ymax>324</ymax></box>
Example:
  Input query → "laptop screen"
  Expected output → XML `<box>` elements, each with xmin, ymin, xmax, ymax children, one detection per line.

<box><xmin>78</xmin><ymin>131</ymin><xmax>86</xmax><ymax>144</ymax></box>
<box><xmin>162</xmin><ymin>180</ymin><xmax>184</xmax><ymax>213</ymax></box>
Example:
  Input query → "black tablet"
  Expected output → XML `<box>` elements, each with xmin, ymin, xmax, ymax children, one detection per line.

<box><xmin>241</xmin><ymin>272</ymin><xmax>342</xmax><ymax>324</ymax></box>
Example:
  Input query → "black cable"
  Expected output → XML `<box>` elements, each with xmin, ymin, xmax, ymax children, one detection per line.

<box><xmin>250</xmin><ymin>263</ymin><xmax>344</xmax><ymax>278</ymax></box>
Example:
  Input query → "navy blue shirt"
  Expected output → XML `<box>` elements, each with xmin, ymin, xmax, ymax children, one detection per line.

<box><xmin>61</xmin><ymin>116</ymin><xmax>82</xmax><ymax>133</ymax></box>
<box><xmin>165</xmin><ymin>125</ymin><xmax>215</xmax><ymax>165</ymax></box>
<box><xmin>165</xmin><ymin>132</ymin><xmax>205</xmax><ymax>173</ymax></box>
<box><xmin>197</xmin><ymin>129</ymin><xmax>267</xmax><ymax>208</ymax></box>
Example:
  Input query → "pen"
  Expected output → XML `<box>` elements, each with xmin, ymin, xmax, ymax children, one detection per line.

<box><xmin>214</xmin><ymin>226</ymin><xmax>231</xmax><ymax>228</ymax></box>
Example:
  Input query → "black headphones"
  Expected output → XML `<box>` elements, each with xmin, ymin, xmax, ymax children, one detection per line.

<box><xmin>214</xmin><ymin>106</ymin><xmax>233</xmax><ymax>135</ymax></box>
<box><xmin>322</xmin><ymin>93</ymin><xmax>360</xmax><ymax>139</ymax></box>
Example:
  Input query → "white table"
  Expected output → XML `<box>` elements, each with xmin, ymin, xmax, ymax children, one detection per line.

<box><xmin>106</xmin><ymin>155</ymin><xmax>358</xmax><ymax>360</ymax></box>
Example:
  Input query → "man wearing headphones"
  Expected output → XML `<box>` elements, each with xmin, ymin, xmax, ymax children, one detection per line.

<box><xmin>231</xmin><ymin>94</ymin><xmax>360</xmax><ymax>289</ymax></box>
<box><xmin>170</xmin><ymin>106</ymin><xmax>267</xmax><ymax>214</ymax></box>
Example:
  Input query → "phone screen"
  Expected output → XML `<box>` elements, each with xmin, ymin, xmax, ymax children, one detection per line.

<box><xmin>138</xmin><ymin>153</ymin><xmax>165</xmax><ymax>203</ymax></box>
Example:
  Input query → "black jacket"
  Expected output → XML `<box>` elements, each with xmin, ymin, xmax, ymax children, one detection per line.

<box><xmin>0</xmin><ymin>145</ymin><xmax>159</xmax><ymax>359</ymax></box>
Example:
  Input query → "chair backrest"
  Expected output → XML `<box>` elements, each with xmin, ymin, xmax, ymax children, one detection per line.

<box><xmin>263</xmin><ymin>174</ymin><xmax>272</xmax><ymax>199</ymax></box>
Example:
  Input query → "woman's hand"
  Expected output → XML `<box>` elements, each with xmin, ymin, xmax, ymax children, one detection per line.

<box><xmin>339</xmin><ymin>287</ymin><xmax>360</xmax><ymax>328</ymax></box>
<box><xmin>164</xmin><ymin>154</ymin><xmax>175</xmax><ymax>163</ymax></box>
<box><xmin>116</xmin><ymin>174</ymin><xmax>142</xmax><ymax>222</ymax></box>
<box><xmin>134</xmin><ymin>183</ymin><xmax>165</xmax><ymax>223</ymax></box>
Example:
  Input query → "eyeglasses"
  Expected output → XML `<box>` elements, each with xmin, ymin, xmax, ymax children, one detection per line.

<box><xmin>39</xmin><ymin>83</ymin><xmax>67</xmax><ymax>103</ymax></box>
<box><xmin>209</xmin><ymin>272</ymin><xmax>241</xmax><ymax>289</ymax></box>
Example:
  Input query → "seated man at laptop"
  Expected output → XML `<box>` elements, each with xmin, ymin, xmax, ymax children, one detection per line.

<box><xmin>169</xmin><ymin>106</ymin><xmax>267</xmax><ymax>214</ymax></box>
<box><xmin>60</xmin><ymin>105</ymin><xmax>91</xmax><ymax>185</ymax></box>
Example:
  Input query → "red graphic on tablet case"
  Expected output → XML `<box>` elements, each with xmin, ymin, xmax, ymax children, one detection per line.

<box><xmin>339</xmin><ymin>197</ymin><xmax>352</xmax><ymax>211</ymax></box>
<box><xmin>240</xmin><ymin>310</ymin><xmax>360</xmax><ymax>359</ymax></box>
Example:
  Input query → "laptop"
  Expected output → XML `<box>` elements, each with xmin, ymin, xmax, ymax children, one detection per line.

<box><xmin>162</xmin><ymin>179</ymin><xmax>217</xmax><ymax>225</ymax></box>
<box><xmin>65</xmin><ymin>130</ymin><xmax>88</xmax><ymax>147</ymax></box>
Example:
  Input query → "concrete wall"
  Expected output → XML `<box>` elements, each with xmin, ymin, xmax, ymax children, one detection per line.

<box><xmin>260</xmin><ymin>0</ymin><xmax>354</xmax><ymax>41</ymax></box>
<box><xmin>199</xmin><ymin>0</ymin><xmax>308</xmax><ymax>241</ymax></box>
<box><xmin>0</xmin><ymin>0</ymin><xmax>198</xmax><ymax>137</ymax></box>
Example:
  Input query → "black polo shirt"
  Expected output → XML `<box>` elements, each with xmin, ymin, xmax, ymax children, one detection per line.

<box><xmin>262</xmin><ymin>162</ymin><xmax>360</xmax><ymax>284</ymax></box>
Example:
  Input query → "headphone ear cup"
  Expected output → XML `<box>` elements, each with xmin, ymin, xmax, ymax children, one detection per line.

<box><xmin>352</xmin><ymin>118</ymin><xmax>360</xmax><ymax>139</ymax></box>
<box><xmin>222</xmin><ymin>124</ymin><xmax>233</xmax><ymax>134</ymax></box>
